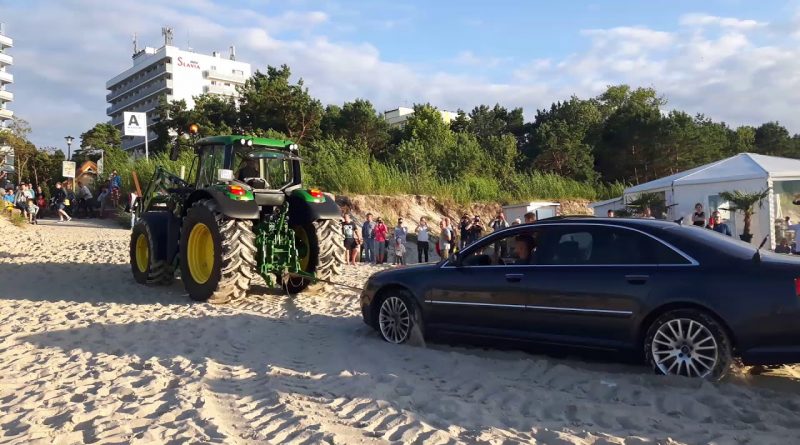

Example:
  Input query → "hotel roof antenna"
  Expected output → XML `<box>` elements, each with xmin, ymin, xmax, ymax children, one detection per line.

<box><xmin>229</xmin><ymin>45</ymin><xmax>236</xmax><ymax>61</ymax></box>
<box><xmin>161</xmin><ymin>26</ymin><xmax>174</xmax><ymax>46</ymax></box>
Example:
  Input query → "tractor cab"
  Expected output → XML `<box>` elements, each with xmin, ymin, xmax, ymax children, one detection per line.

<box><xmin>194</xmin><ymin>136</ymin><xmax>303</xmax><ymax>209</ymax></box>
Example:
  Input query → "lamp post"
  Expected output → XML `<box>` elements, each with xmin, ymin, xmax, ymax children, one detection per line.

<box><xmin>64</xmin><ymin>135</ymin><xmax>74</xmax><ymax>160</ymax></box>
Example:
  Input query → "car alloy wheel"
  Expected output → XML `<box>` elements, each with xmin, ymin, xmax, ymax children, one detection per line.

<box><xmin>651</xmin><ymin>318</ymin><xmax>719</xmax><ymax>378</ymax></box>
<box><xmin>378</xmin><ymin>296</ymin><xmax>412</xmax><ymax>344</ymax></box>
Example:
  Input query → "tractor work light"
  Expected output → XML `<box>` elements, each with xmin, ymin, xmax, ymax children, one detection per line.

<box><xmin>289</xmin><ymin>144</ymin><xmax>299</xmax><ymax>152</ymax></box>
<box><xmin>309</xmin><ymin>188</ymin><xmax>323</xmax><ymax>198</ymax></box>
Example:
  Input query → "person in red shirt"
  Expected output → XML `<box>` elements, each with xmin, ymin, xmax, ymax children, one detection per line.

<box><xmin>373</xmin><ymin>217</ymin><xmax>389</xmax><ymax>264</ymax></box>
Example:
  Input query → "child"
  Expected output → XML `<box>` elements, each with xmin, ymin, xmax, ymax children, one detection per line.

<box><xmin>393</xmin><ymin>236</ymin><xmax>406</xmax><ymax>265</ymax></box>
<box><xmin>26</xmin><ymin>197</ymin><xmax>39</xmax><ymax>224</ymax></box>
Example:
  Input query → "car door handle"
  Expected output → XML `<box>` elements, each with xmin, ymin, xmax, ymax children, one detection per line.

<box><xmin>625</xmin><ymin>274</ymin><xmax>649</xmax><ymax>285</ymax></box>
<box><xmin>505</xmin><ymin>273</ymin><xmax>524</xmax><ymax>283</ymax></box>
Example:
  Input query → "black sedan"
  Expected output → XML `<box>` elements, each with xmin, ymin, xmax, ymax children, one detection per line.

<box><xmin>361</xmin><ymin>217</ymin><xmax>800</xmax><ymax>380</ymax></box>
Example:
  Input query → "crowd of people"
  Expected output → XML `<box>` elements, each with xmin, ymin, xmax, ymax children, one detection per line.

<box><xmin>1</xmin><ymin>170</ymin><xmax>123</xmax><ymax>223</ymax></box>
<box><xmin>340</xmin><ymin>209</ymin><xmax>540</xmax><ymax>266</ymax></box>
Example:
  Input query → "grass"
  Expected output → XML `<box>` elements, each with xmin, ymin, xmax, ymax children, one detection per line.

<box><xmin>306</xmin><ymin>156</ymin><xmax>624</xmax><ymax>205</ymax></box>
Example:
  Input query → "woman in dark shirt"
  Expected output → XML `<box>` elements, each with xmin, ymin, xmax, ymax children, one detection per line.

<box><xmin>692</xmin><ymin>203</ymin><xmax>706</xmax><ymax>227</ymax></box>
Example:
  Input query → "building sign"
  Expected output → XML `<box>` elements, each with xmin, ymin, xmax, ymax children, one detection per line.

<box><xmin>62</xmin><ymin>161</ymin><xmax>76</xmax><ymax>178</ymax></box>
<box><xmin>123</xmin><ymin>112</ymin><xmax>147</xmax><ymax>137</ymax></box>
<box><xmin>177</xmin><ymin>56</ymin><xmax>201</xmax><ymax>69</ymax></box>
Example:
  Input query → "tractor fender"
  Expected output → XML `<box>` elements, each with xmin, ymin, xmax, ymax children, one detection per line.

<box><xmin>288</xmin><ymin>192</ymin><xmax>342</xmax><ymax>225</ymax></box>
<box><xmin>185</xmin><ymin>189</ymin><xmax>260</xmax><ymax>220</ymax></box>
<box><xmin>139</xmin><ymin>211</ymin><xmax>171</xmax><ymax>261</ymax></box>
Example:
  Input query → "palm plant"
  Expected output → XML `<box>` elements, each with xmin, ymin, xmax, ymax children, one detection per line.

<box><xmin>626</xmin><ymin>192</ymin><xmax>666</xmax><ymax>217</ymax></box>
<box><xmin>719</xmin><ymin>189</ymin><xmax>770</xmax><ymax>242</ymax></box>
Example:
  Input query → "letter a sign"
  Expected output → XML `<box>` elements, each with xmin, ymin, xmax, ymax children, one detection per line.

<box><xmin>123</xmin><ymin>112</ymin><xmax>147</xmax><ymax>137</ymax></box>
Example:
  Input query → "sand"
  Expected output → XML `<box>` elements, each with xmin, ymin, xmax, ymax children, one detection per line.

<box><xmin>1</xmin><ymin>216</ymin><xmax>799</xmax><ymax>444</ymax></box>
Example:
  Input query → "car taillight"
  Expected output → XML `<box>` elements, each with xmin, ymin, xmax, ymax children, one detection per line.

<box><xmin>227</xmin><ymin>185</ymin><xmax>246</xmax><ymax>196</ymax></box>
<box><xmin>794</xmin><ymin>278</ymin><xmax>800</xmax><ymax>297</ymax></box>
<box><xmin>309</xmin><ymin>188</ymin><xmax>323</xmax><ymax>198</ymax></box>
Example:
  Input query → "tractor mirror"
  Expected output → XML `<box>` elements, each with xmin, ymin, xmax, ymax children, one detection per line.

<box><xmin>217</xmin><ymin>169</ymin><xmax>234</xmax><ymax>181</ymax></box>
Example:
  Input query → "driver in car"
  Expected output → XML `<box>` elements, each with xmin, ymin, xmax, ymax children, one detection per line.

<box><xmin>513</xmin><ymin>235</ymin><xmax>537</xmax><ymax>265</ymax></box>
<box><xmin>237</xmin><ymin>158</ymin><xmax>259</xmax><ymax>181</ymax></box>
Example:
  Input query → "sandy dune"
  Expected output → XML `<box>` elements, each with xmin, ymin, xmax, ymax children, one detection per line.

<box><xmin>1</xmin><ymin>217</ymin><xmax>799</xmax><ymax>444</ymax></box>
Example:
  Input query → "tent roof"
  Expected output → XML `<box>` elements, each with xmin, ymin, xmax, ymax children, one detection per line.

<box><xmin>624</xmin><ymin>153</ymin><xmax>800</xmax><ymax>194</ymax></box>
<box><xmin>588</xmin><ymin>197</ymin><xmax>623</xmax><ymax>208</ymax></box>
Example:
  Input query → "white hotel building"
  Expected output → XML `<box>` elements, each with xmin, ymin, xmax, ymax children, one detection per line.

<box><xmin>106</xmin><ymin>44</ymin><xmax>251</xmax><ymax>152</ymax></box>
<box><xmin>0</xmin><ymin>23</ymin><xmax>13</xmax><ymax>126</ymax></box>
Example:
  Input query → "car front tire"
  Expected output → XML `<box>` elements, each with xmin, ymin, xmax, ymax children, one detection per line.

<box><xmin>644</xmin><ymin>309</ymin><xmax>733</xmax><ymax>380</ymax></box>
<box><xmin>377</xmin><ymin>292</ymin><xmax>417</xmax><ymax>344</ymax></box>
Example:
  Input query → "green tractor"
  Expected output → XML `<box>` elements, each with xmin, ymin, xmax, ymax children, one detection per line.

<box><xmin>129</xmin><ymin>135</ymin><xmax>345</xmax><ymax>303</ymax></box>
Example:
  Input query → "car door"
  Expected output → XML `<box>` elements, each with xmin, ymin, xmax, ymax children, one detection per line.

<box><xmin>520</xmin><ymin>224</ymin><xmax>661</xmax><ymax>349</ymax></box>
<box><xmin>425</xmin><ymin>228</ymin><xmax>532</xmax><ymax>336</ymax></box>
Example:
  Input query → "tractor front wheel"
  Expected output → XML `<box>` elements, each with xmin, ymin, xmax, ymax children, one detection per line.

<box><xmin>179</xmin><ymin>200</ymin><xmax>256</xmax><ymax>304</ymax></box>
<box><xmin>284</xmin><ymin>220</ymin><xmax>345</xmax><ymax>294</ymax></box>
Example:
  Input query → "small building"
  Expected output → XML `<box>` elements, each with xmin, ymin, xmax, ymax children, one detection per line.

<box><xmin>383</xmin><ymin>107</ymin><xmax>459</xmax><ymax>128</ymax></box>
<box><xmin>588</xmin><ymin>197</ymin><xmax>623</xmax><ymax>217</ymax></box>
<box><xmin>503</xmin><ymin>201</ymin><xmax>561</xmax><ymax>223</ymax></box>
<box><xmin>621</xmin><ymin>153</ymin><xmax>800</xmax><ymax>249</ymax></box>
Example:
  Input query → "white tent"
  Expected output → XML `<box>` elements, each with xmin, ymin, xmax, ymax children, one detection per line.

<box><xmin>622</xmin><ymin>153</ymin><xmax>800</xmax><ymax>248</ymax></box>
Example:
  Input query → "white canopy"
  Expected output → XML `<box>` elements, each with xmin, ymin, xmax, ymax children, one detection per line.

<box><xmin>625</xmin><ymin>153</ymin><xmax>800</xmax><ymax>194</ymax></box>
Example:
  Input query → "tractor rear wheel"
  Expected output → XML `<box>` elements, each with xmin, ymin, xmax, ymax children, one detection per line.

<box><xmin>179</xmin><ymin>199</ymin><xmax>256</xmax><ymax>304</ymax></box>
<box><xmin>130</xmin><ymin>218</ymin><xmax>174</xmax><ymax>285</ymax></box>
<box><xmin>284</xmin><ymin>219</ymin><xmax>345</xmax><ymax>294</ymax></box>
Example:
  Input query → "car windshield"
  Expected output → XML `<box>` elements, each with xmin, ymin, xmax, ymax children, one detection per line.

<box><xmin>234</xmin><ymin>148</ymin><xmax>294</xmax><ymax>189</ymax></box>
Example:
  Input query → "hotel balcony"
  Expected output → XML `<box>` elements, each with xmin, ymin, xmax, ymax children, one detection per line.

<box><xmin>106</xmin><ymin>78</ymin><xmax>172</xmax><ymax>116</ymax></box>
<box><xmin>0</xmin><ymin>108</ymin><xmax>13</xmax><ymax>120</ymax></box>
<box><xmin>206</xmin><ymin>69</ymin><xmax>247</xmax><ymax>84</ymax></box>
<box><xmin>0</xmin><ymin>90</ymin><xmax>12</xmax><ymax>102</ymax></box>
<box><xmin>0</xmin><ymin>71</ymin><xmax>12</xmax><ymax>84</ymax></box>
<box><xmin>106</xmin><ymin>63</ymin><xmax>170</xmax><ymax>102</ymax></box>
<box><xmin>0</xmin><ymin>35</ymin><xmax>12</xmax><ymax>49</ymax></box>
<box><xmin>0</xmin><ymin>53</ymin><xmax>11</xmax><ymax>66</ymax></box>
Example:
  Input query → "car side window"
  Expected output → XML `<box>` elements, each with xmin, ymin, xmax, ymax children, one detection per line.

<box><xmin>536</xmin><ymin>226</ymin><xmax>689</xmax><ymax>265</ymax></box>
<box><xmin>460</xmin><ymin>229</ymin><xmax>539</xmax><ymax>266</ymax></box>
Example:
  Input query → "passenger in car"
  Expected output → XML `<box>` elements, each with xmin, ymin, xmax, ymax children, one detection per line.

<box><xmin>513</xmin><ymin>235</ymin><xmax>537</xmax><ymax>265</ymax></box>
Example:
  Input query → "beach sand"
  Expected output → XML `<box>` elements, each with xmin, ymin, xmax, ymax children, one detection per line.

<box><xmin>1</xmin><ymin>217</ymin><xmax>799</xmax><ymax>444</ymax></box>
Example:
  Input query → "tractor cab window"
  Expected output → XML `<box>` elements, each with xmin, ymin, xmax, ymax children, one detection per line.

<box><xmin>196</xmin><ymin>144</ymin><xmax>229</xmax><ymax>188</ymax></box>
<box><xmin>234</xmin><ymin>149</ymin><xmax>294</xmax><ymax>190</ymax></box>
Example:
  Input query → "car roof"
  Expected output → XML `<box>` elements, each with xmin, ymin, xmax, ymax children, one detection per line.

<box><xmin>533</xmin><ymin>216</ymin><xmax>680</xmax><ymax>230</ymax></box>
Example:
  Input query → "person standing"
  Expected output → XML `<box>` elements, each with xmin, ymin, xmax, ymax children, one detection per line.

<box><xmin>490</xmin><ymin>211</ymin><xmax>509</xmax><ymax>257</ymax></box>
<box><xmin>394</xmin><ymin>218</ymin><xmax>408</xmax><ymax>264</ymax></box>
<box><xmin>373</xmin><ymin>217</ymin><xmax>388</xmax><ymax>264</ymax></box>
<box><xmin>459</xmin><ymin>215</ymin><xmax>471</xmax><ymax>249</ymax></box>
<box><xmin>438</xmin><ymin>219</ymin><xmax>452</xmax><ymax>260</ymax></box>
<box><xmin>341</xmin><ymin>214</ymin><xmax>360</xmax><ymax>265</ymax></box>
<box><xmin>53</xmin><ymin>182</ymin><xmax>71</xmax><ymax>222</ymax></box>
<box><xmin>710</xmin><ymin>211</ymin><xmax>731</xmax><ymax>236</ymax></box>
<box><xmin>692</xmin><ymin>203</ymin><xmax>706</xmax><ymax>227</ymax></box>
<box><xmin>606</xmin><ymin>210</ymin><xmax>615</xmax><ymax>218</ymax></box>
<box><xmin>446</xmin><ymin>217</ymin><xmax>457</xmax><ymax>256</ymax></box>
<box><xmin>14</xmin><ymin>184</ymin><xmax>29</xmax><ymax>219</ymax></box>
<box><xmin>393</xmin><ymin>236</ymin><xmax>406</xmax><ymax>265</ymax></box>
<box><xmin>524</xmin><ymin>212</ymin><xmax>536</xmax><ymax>224</ymax></box>
<box><xmin>361</xmin><ymin>213</ymin><xmax>376</xmax><ymax>264</ymax></box>
<box><xmin>468</xmin><ymin>215</ymin><xmax>484</xmax><ymax>245</ymax></box>
<box><xmin>415</xmin><ymin>217</ymin><xmax>430</xmax><ymax>263</ymax></box>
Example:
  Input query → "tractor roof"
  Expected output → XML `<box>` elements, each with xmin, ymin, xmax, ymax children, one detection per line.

<box><xmin>197</xmin><ymin>135</ymin><xmax>295</xmax><ymax>149</ymax></box>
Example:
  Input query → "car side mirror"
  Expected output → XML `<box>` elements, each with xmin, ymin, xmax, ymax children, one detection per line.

<box><xmin>449</xmin><ymin>252</ymin><xmax>461</xmax><ymax>266</ymax></box>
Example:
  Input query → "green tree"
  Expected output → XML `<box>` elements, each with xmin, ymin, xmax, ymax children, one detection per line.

<box><xmin>239</xmin><ymin>65</ymin><xmax>323</xmax><ymax>144</ymax></box>
<box><xmin>754</xmin><ymin>122</ymin><xmax>793</xmax><ymax>156</ymax></box>
<box><xmin>727</xmin><ymin>126</ymin><xmax>756</xmax><ymax>155</ymax></box>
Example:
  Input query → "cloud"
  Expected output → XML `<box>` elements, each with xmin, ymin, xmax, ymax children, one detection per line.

<box><xmin>5</xmin><ymin>0</ymin><xmax>800</xmax><ymax>151</ymax></box>
<box><xmin>679</xmin><ymin>13</ymin><xmax>766</xmax><ymax>30</ymax></box>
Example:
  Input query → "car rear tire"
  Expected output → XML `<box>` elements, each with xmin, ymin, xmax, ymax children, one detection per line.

<box><xmin>377</xmin><ymin>292</ymin><xmax>417</xmax><ymax>344</ymax></box>
<box><xmin>644</xmin><ymin>309</ymin><xmax>732</xmax><ymax>380</ymax></box>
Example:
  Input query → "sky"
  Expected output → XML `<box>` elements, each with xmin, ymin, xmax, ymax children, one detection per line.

<box><xmin>3</xmin><ymin>0</ymin><xmax>800</xmax><ymax>149</ymax></box>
